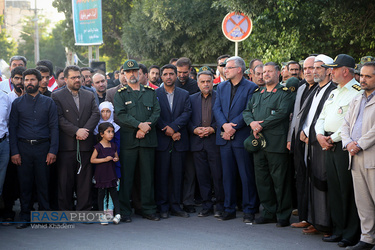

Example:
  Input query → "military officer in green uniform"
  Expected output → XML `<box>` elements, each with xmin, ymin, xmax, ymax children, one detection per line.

<box><xmin>243</xmin><ymin>62</ymin><xmax>294</xmax><ymax>227</ymax></box>
<box><xmin>114</xmin><ymin>59</ymin><xmax>161</xmax><ymax>222</ymax></box>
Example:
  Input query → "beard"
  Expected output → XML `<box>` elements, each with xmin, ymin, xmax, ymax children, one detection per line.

<box><xmin>26</xmin><ymin>84</ymin><xmax>39</xmax><ymax>94</ymax></box>
<box><xmin>14</xmin><ymin>84</ymin><xmax>24</xmax><ymax>93</ymax></box>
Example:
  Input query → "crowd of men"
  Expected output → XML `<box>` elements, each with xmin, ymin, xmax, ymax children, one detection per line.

<box><xmin>1</xmin><ymin>53</ymin><xmax>375</xmax><ymax>250</ymax></box>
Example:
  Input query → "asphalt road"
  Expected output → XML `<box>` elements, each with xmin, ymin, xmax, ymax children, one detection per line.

<box><xmin>0</xmin><ymin>205</ymin><xmax>340</xmax><ymax>250</ymax></box>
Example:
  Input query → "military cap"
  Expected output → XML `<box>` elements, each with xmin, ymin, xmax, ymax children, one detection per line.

<box><xmin>360</xmin><ymin>56</ymin><xmax>375</xmax><ymax>65</ymax></box>
<box><xmin>199</xmin><ymin>65</ymin><xmax>215</xmax><ymax>75</ymax></box>
<box><xmin>285</xmin><ymin>77</ymin><xmax>299</xmax><ymax>92</ymax></box>
<box><xmin>244</xmin><ymin>133</ymin><xmax>266</xmax><ymax>153</ymax></box>
<box><xmin>123</xmin><ymin>59</ymin><xmax>139</xmax><ymax>71</ymax></box>
<box><xmin>323</xmin><ymin>54</ymin><xmax>355</xmax><ymax>69</ymax></box>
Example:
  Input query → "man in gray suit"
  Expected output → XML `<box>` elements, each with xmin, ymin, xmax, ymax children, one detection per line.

<box><xmin>52</xmin><ymin>65</ymin><xmax>100</xmax><ymax>211</ymax></box>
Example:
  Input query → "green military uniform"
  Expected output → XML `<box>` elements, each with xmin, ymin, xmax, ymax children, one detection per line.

<box><xmin>243</xmin><ymin>83</ymin><xmax>294</xmax><ymax>222</ymax></box>
<box><xmin>114</xmin><ymin>82</ymin><xmax>160</xmax><ymax>217</ymax></box>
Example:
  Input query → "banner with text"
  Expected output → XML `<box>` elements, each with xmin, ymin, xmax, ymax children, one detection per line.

<box><xmin>72</xmin><ymin>0</ymin><xmax>103</xmax><ymax>45</ymax></box>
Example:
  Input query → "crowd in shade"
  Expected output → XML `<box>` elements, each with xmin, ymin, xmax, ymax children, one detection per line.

<box><xmin>1</xmin><ymin>53</ymin><xmax>375</xmax><ymax>250</ymax></box>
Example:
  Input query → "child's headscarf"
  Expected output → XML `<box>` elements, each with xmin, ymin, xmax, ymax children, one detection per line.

<box><xmin>94</xmin><ymin>101</ymin><xmax>120</xmax><ymax>135</ymax></box>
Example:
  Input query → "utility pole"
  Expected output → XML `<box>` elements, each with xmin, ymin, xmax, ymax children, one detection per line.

<box><xmin>33</xmin><ymin>0</ymin><xmax>39</xmax><ymax>64</ymax></box>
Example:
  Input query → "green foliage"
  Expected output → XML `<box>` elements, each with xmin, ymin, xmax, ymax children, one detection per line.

<box><xmin>213</xmin><ymin>0</ymin><xmax>375</xmax><ymax>64</ymax></box>
<box><xmin>122</xmin><ymin>0</ymin><xmax>233</xmax><ymax>66</ymax></box>
<box><xmin>52</xmin><ymin>0</ymin><xmax>129</xmax><ymax>71</ymax></box>
<box><xmin>17</xmin><ymin>16</ymin><xmax>66</xmax><ymax>70</ymax></box>
<box><xmin>0</xmin><ymin>15</ymin><xmax>17</xmax><ymax>61</ymax></box>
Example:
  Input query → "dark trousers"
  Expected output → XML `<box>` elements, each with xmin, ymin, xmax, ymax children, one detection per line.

<box><xmin>325</xmin><ymin>142</ymin><xmax>360</xmax><ymax>242</ymax></box>
<box><xmin>220</xmin><ymin>142</ymin><xmax>258</xmax><ymax>214</ymax></box>
<box><xmin>98</xmin><ymin>187</ymin><xmax>120</xmax><ymax>215</ymax></box>
<box><xmin>182</xmin><ymin>151</ymin><xmax>196</xmax><ymax>206</ymax></box>
<box><xmin>57</xmin><ymin>151</ymin><xmax>92</xmax><ymax>211</ymax></box>
<box><xmin>119</xmin><ymin>147</ymin><xmax>156</xmax><ymax>216</ymax></box>
<box><xmin>253</xmin><ymin>150</ymin><xmax>292</xmax><ymax>221</ymax></box>
<box><xmin>193</xmin><ymin>142</ymin><xmax>224</xmax><ymax>211</ymax></box>
<box><xmin>0</xmin><ymin>161</ymin><xmax>19</xmax><ymax>220</ymax></box>
<box><xmin>18</xmin><ymin>141</ymin><xmax>50</xmax><ymax>221</ymax></box>
<box><xmin>294</xmin><ymin>141</ymin><xmax>308</xmax><ymax>222</ymax></box>
<box><xmin>155</xmin><ymin>149</ymin><xmax>186</xmax><ymax>213</ymax></box>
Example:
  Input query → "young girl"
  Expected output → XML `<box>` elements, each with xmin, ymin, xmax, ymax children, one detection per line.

<box><xmin>91</xmin><ymin>122</ymin><xmax>121</xmax><ymax>225</ymax></box>
<box><xmin>94</xmin><ymin>102</ymin><xmax>121</xmax><ymax>218</ymax></box>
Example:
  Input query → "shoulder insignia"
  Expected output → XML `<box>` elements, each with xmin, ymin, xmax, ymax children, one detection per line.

<box><xmin>145</xmin><ymin>85</ymin><xmax>155</xmax><ymax>91</ymax></box>
<box><xmin>352</xmin><ymin>84</ymin><xmax>361</xmax><ymax>91</ymax></box>
<box><xmin>282</xmin><ymin>87</ymin><xmax>288</xmax><ymax>91</ymax></box>
<box><xmin>272</xmin><ymin>88</ymin><xmax>277</xmax><ymax>93</ymax></box>
<box><xmin>118</xmin><ymin>86</ymin><xmax>127</xmax><ymax>92</ymax></box>
<box><xmin>254</xmin><ymin>87</ymin><xmax>260</xmax><ymax>92</ymax></box>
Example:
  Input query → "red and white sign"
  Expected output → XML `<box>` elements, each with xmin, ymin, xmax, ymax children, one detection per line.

<box><xmin>222</xmin><ymin>12</ymin><xmax>252</xmax><ymax>42</ymax></box>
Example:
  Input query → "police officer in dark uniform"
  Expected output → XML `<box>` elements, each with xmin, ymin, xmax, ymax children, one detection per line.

<box><xmin>114</xmin><ymin>59</ymin><xmax>161</xmax><ymax>222</ymax></box>
<box><xmin>243</xmin><ymin>62</ymin><xmax>294</xmax><ymax>227</ymax></box>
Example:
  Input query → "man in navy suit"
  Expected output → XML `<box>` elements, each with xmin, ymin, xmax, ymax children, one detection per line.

<box><xmin>189</xmin><ymin>70</ymin><xmax>224</xmax><ymax>217</ymax></box>
<box><xmin>155</xmin><ymin>64</ymin><xmax>192</xmax><ymax>218</ymax></box>
<box><xmin>213</xmin><ymin>56</ymin><xmax>258</xmax><ymax>222</ymax></box>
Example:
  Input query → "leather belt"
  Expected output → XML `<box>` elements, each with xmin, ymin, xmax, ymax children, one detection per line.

<box><xmin>0</xmin><ymin>134</ymin><xmax>6</xmax><ymax>143</ymax></box>
<box><xmin>18</xmin><ymin>138</ymin><xmax>49</xmax><ymax>145</ymax></box>
<box><xmin>324</xmin><ymin>132</ymin><xmax>334</xmax><ymax>136</ymax></box>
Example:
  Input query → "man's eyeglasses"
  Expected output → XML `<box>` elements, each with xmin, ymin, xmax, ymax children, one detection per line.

<box><xmin>224</xmin><ymin>66</ymin><xmax>238</xmax><ymax>70</ymax></box>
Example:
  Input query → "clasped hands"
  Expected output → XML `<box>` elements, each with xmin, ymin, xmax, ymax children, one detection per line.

<box><xmin>136</xmin><ymin>122</ymin><xmax>152</xmax><ymax>139</ymax></box>
<box><xmin>194</xmin><ymin>127</ymin><xmax>215</xmax><ymax>138</ymax></box>
<box><xmin>162</xmin><ymin>125</ymin><xmax>181</xmax><ymax>141</ymax></box>
<box><xmin>222</xmin><ymin>123</ymin><xmax>237</xmax><ymax>140</ymax></box>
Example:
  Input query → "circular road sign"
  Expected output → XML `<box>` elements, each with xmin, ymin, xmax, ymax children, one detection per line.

<box><xmin>222</xmin><ymin>12</ymin><xmax>252</xmax><ymax>42</ymax></box>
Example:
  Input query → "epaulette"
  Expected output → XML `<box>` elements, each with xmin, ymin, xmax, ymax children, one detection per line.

<box><xmin>254</xmin><ymin>87</ymin><xmax>260</xmax><ymax>92</ymax></box>
<box><xmin>282</xmin><ymin>87</ymin><xmax>289</xmax><ymax>91</ymax></box>
<box><xmin>352</xmin><ymin>84</ymin><xmax>361</xmax><ymax>91</ymax></box>
<box><xmin>145</xmin><ymin>85</ymin><xmax>155</xmax><ymax>91</ymax></box>
<box><xmin>118</xmin><ymin>86</ymin><xmax>127</xmax><ymax>92</ymax></box>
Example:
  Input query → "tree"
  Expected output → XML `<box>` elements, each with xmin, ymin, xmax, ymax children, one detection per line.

<box><xmin>52</xmin><ymin>0</ymin><xmax>130</xmax><ymax>71</ymax></box>
<box><xmin>213</xmin><ymin>0</ymin><xmax>375</xmax><ymax>64</ymax></box>
<box><xmin>0</xmin><ymin>15</ymin><xmax>17</xmax><ymax>62</ymax></box>
<box><xmin>122</xmin><ymin>0</ymin><xmax>233</xmax><ymax>65</ymax></box>
<box><xmin>17</xmin><ymin>16</ymin><xmax>66</xmax><ymax>70</ymax></box>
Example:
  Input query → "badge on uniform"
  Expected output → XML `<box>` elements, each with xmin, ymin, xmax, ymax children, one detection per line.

<box><xmin>125</xmin><ymin>101</ymin><xmax>132</xmax><ymax>105</ymax></box>
<box><xmin>271</xmin><ymin>110</ymin><xmax>275</xmax><ymax>115</ymax></box>
<box><xmin>338</xmin><ymin>107</ymin><xmax>343</xmax><ymax>114</ymax></box>
<box><xmin>329</xmin><ymin>94</ymin><xmax>334</xmax><ymax>100</ymax></box>
<box><xmin>147</xmin><ymin>107</ymin><xmax>152</xmax><ymax>111</ymax></box>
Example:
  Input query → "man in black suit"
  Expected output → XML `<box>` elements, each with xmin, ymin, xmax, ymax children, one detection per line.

<box><xmin>52</xmin><ymin>65</ymin><xmax>100</xmax><ymax>211</ymax></box>
<box><xmin>155</xmin><ymin>64</ymin><xmax>192</xmax><ymax>218</ymax></box>
<box><xmin>188</xmin><ymin>70</ymin><xmax>224</xmax><ymax>217</ymax></box>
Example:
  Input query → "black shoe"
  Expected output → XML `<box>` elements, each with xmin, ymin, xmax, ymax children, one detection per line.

<box><xmin>276</xmin><ymin>219</ymin><xmax>290</xmax><ymax>227</ymax></box>
<box><xmin>243</xmin><ymin>213</ymin><xmax>255</xmax><ymax>223</ymax></box>
<box><xmin>254</xmin><ymin>217</ymin><xmax>277</xmax><ymax>224</ymax></box>
<box><xmin>346</xmin><ymin>241</ymin><xmax>374</xmax><ymax>250</ymax></box>
<box><xmin>142</xmin><ymin>213</ymin><xmax>160</xmax><ymax>221</ymax></box>
<box><xmin>217</xmin><ymin>211</ymin><xmax>236</xmax><ymax>221</ymax></box>
<box><xmin>160</xmin><ymin>212</ymin><xmax>169</xmax><ymax>219</ymax></box>
<box><xmin>171</xmin><ymin>210</ymin><xmax>190</xmax><ymax>218</ymax></box>
<box><xmin>16</xmin><ymin>222</ymin><xmax>29</xmax><ymax>229</ymax></box>
<box><xmin>120</xmin><ymin>215</ymin><xmax>132</xmax><ymax>223</ymax></box>
<box><xmin>322</xmin><ymin>234</ymin><xmax>341</xmax><ymax>242</ymax></box>
<box><xmin>214</xmin><ymin>211</ymin><xmax>223</xmax><ymax>218</ymax></box>
<box><xmin>183</xmin><ymin>205</ymin><xmax>196</xmax><ymax>213</ymax></box>
<box><xmin>198</xmin><ymin>209</ymin><xmax>213</xmax><ymax>217</ymax></box>
<box><xmin>337</xmin><ymin>239</ymin><xmax>354</xmax><ymax>248</ymax></box>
